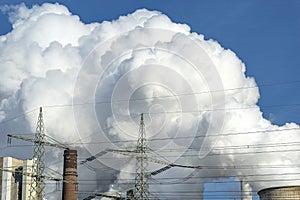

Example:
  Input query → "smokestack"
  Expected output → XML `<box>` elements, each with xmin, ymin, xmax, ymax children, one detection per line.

<box><xmin>62</xmin><ymin>149</ymin><xmax>78</xmax><ymax>200</ymax></box>
<box><xmin>241</xmin><ymin>180</ymin><xmax>252</xmax><ymax>200</ymax></box>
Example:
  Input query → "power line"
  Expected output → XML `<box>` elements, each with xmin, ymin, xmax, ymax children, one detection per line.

<box><xmin>41</xmin><ymin>79</ymin><xmax>300</xmax><ymax>108</ymax></box>
<box><xmin>42</xmin><ymin>100</ymin><xmax>300</xmax><ymax>112</ymax></box>
<box><xmin>0</xmin><ymin>108</ymin><xmax>38</xmax><ymax>126</ymax></box>
<box><xmin>73</xmin><ymin>172</ymin><xmax>300</xmax><ymax>183</ymax></box>
<box><xmin>0</xmin><ymin>80</ymin><xmax>299</xmax><ymax>126</ymax></box>
<box><xmin>71</xmin><ymin>177</ymin><xmax>300</xmax><ymax>185</ymax></box>
<box><xmin>76</xmin><ymin>148</ymin><xmax>300</xmax><ymax>158</ymax></box>
<box><xmin>59</xmin><ymin>126</ymin><xmax>300</xmax><ymax>146</ymax></box>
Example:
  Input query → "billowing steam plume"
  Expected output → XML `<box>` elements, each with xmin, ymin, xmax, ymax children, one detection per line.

<box><xmin>0</xmin><ymin>3</ymin><xmax>300</xmax><ymax>199</ymax></box>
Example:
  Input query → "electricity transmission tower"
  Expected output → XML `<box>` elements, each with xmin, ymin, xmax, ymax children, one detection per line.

<box><xmin>80</xmin><ymin>113</ymin><xmax>203</xmax><ymax>199</ymax></box>
<box><xmin>134</xmin><ymin>113</ymin><xmax>150</xmax><ymax>200</ymax></box>
<box><xmin>8</xmin><ymin>107</ymin><xmax>70</xmax><ymax>200</ymax></box>
<box><xmin>29</xmin><ymin>107</ymin><xmax>46</xmax><ymax>199</ymax></box>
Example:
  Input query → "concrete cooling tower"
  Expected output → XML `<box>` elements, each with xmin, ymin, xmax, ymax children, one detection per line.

<box><xmin>258</xmin><ymin>186</ymin><xmax>300</xmax><ymax>200</ymax></box>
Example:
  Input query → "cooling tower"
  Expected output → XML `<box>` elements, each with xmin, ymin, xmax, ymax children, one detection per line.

<box><xmin>258</xmin><ymin>186</ymin><xmax>300</xmax><ymax>200</ymax></box>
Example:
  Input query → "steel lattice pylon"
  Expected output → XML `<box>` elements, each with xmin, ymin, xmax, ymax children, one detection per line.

<box><xmin>134</xmin><ymin>113</ymin><xmax>150</xmax><ymax>200</ymax></box>
<box><xmin>29</xmin><ymin>107</ymin><xmax>46</xmax><ymax>200</ymax></box>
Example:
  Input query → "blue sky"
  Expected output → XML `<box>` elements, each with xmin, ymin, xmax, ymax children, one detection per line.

<box><xmin>0</xmin><ymin>1</ymin><xmax>299</xmax><ymax>199</ymax></box>
<box><xmin>0</xmin><ymin>0</ymin><xmax>299</xmax><ymax>126</ymax></box>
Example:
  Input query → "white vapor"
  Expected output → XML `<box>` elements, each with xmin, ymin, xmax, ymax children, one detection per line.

<box><xmin>0</xmin><ymin>3</ymin><xmax>300</xmax><ymax>200</ymax></box>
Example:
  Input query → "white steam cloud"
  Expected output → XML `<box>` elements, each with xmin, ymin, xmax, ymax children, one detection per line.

<box><xmin>0</xmin><ymin>3</ymin><xmax>300</xmax><ymax>199</ymax></box>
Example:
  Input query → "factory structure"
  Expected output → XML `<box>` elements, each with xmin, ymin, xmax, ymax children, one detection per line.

<box><xmin>1</xmin><ymin>108</ymin><xmax>300</xmax><ymax>200</ymax></box>
<box><xmin>258</xmin><ymin>186</ymin><xmax>300</xmax><ymax>200</ymax></box>
<box><xmin>0</xmin><ymin>157</ymin><xmax>33</xmax><ymax>200</ymax></box>
<box><xmin>62</xmin><ymin>150</ymin><xmax>78</xmax><ymax>200</ymax></box>
<box><xmin>0</xmin><ymin>149</ymin><xmax>78</xmax><ymax>200</ymax></box>
<box><xmin>2</xmin><ymin>154</ymin><xmax>300</xmax><ymax>199</ymax></box>
<box><xmin>1</xmin><ymin>108</ymin><xmax>78</xmax><ymax>200</ymax></box>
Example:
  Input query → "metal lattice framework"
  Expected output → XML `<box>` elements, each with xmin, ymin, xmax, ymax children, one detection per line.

<box><xmin>7</xmin><ymin>107</ymin><xmax>72</xmax><ymax>200</ymax></box>
<box><xmin>79</xmin><ymin>113</ymin><xmax>205</xmax><ymax>200</ymax></box>
<box><xmin>29</xmin><ymin>107</ymin><xmax>46</xmax><ymax>200</ymax></box>
<box><xmin>134</xmin><ymin>113</ymin><xmax>150</xmax><ymax>200</ymax></box>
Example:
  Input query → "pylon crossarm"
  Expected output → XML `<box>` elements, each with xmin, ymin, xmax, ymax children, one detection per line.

<box><xmin>1</xmin><ymin>168</ymin><xmax>78</xmax><ymax>187</ymax></box>
<box><xmin>7</xmin><ymin>133</ymin><xmax>69</xmax><ymax>150</ymax></box>
<box><xmin>7</xmin><ymin>134</ymin><xmax>35</xmax><ymax>144</ymax></box>
<box><xmin>107</xmin><ymin>148</ymin><xmax>137</xmax><ymax>154</ymax></box>
<box><xmin>149</xmin><ymin>165</ymin><xmax>173</xmax><ymax>176</ymax></box>
<box><xmin>79</xmin><ymin>150</ymin><xmax>108</xmax><ymax>164</ymax></box>
<box><xmin>0</xmin><ymin>167</ymin><xmax>60</xmax><ymax>182</ymax></box>
<box><xmin>80</xmin><ymin>148</ymin><xmax>136</xmax><ymax>165</ymax></box>
<box><xmin>44</xmin><ymin>135</ymin><xmax>69</xmax><ymax>149</ymax></box>
<box><xmin>97</xmin><ymin>148</ymin><xmax>170</xmax><ymax>166</ymax></box>
<box><xmin>106</xmin><ymin>148</ymin><xmax>171</xmax><ymax>166</ymax></box>
<box><xmin>146</xmin><ymin>157</ymin><xmax>170</xmax><ymax>166</ymax></box>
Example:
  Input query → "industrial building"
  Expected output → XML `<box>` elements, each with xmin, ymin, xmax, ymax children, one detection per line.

<box><xmin>0</xmin><ymin>156</ymin><xmax>33</xmax><ymax>200</ymax></box>
<box><xmin>62</xmin><ymin>149</ymin><xmax>78</xmax><ymax>200</ymax></box>
<box><xmin>258</xmin><ymin>186</ymin><xmax>300</xmax><ymax>200</ymax></box>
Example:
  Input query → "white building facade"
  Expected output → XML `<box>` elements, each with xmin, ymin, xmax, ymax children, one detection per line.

<box><xmin>0</xmin><ymin>157</ymin><xmax>33</xmax><ymax>200</ymax></box>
